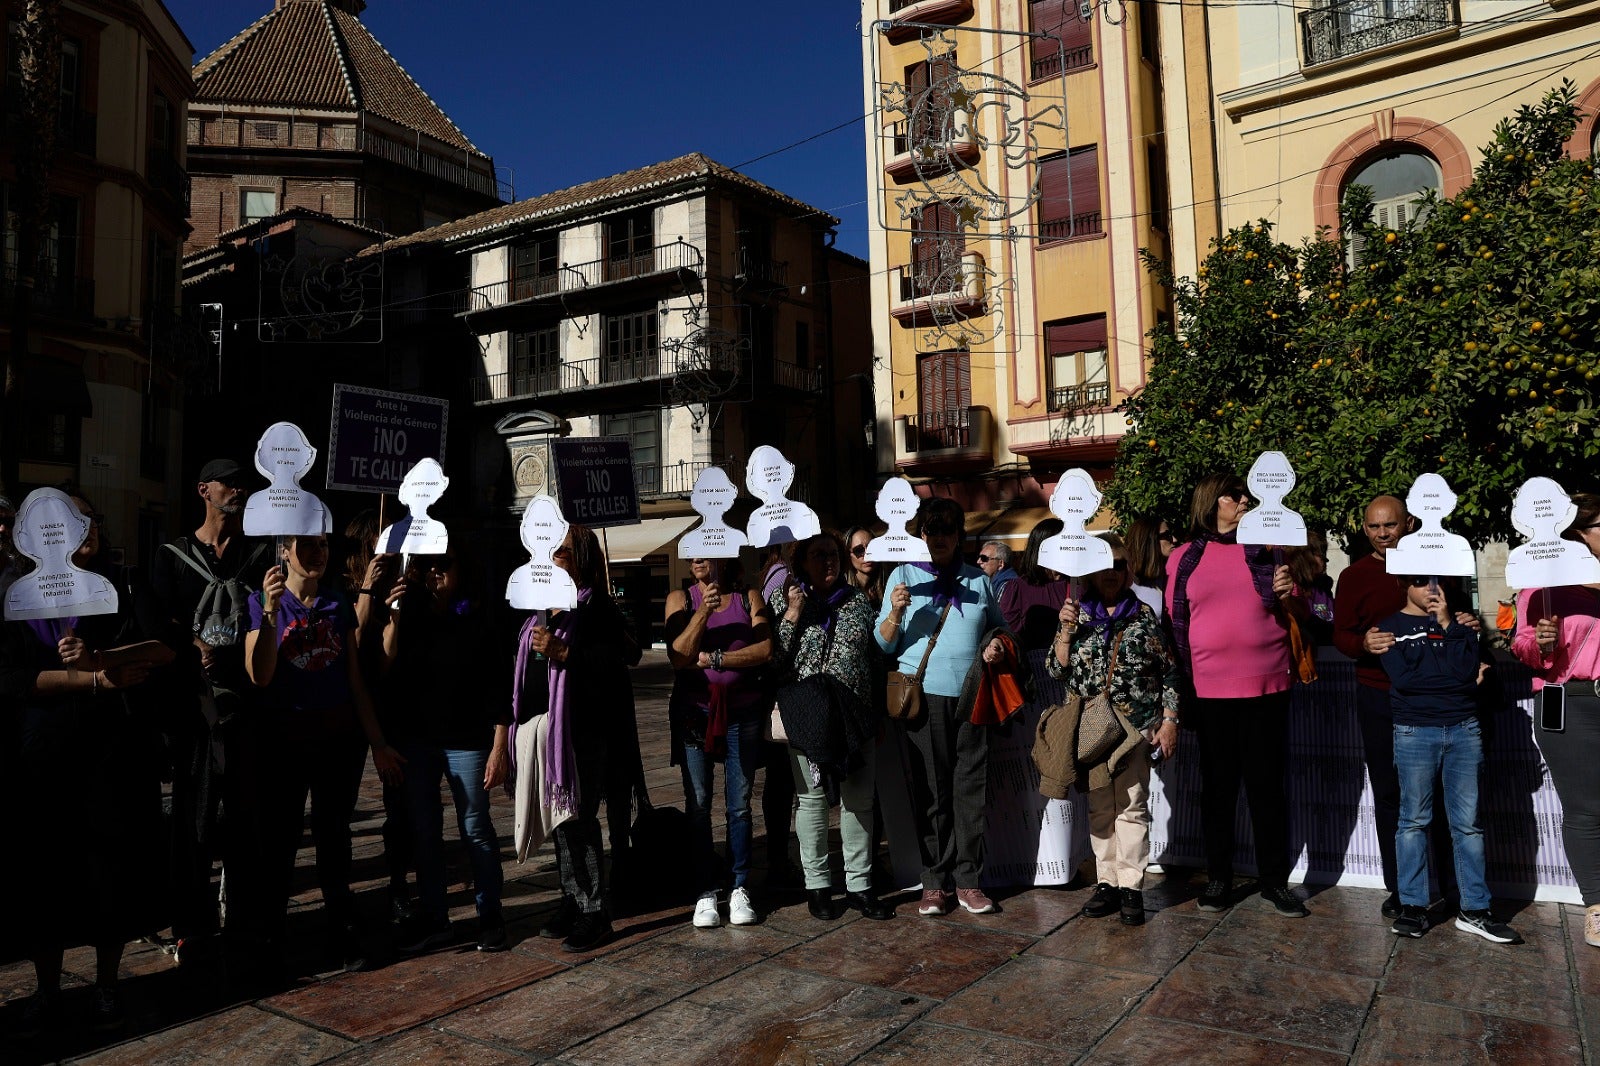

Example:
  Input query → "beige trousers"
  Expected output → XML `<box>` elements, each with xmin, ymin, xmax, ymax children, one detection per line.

<box><xmin>1088</xmin><ymin>740</ymin><xmax>1152</xmax><ymax>890</ymax></box>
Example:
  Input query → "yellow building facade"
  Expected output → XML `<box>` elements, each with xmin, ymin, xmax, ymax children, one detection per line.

<box><xmin>861</xmin><ymin>0</ymin><xmax>1216</xmax><ymax>538</ymax></box>
<box><xmin>1197</xmin><ymin>0</ymin><xmax>1600</xmax><ymax>280</ymax></box>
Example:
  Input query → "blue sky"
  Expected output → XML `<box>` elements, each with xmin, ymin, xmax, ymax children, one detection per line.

<box><xmin>168</xmin><ymin>1</ymin><xmax>874</xmax><ymax>256</ymax></box>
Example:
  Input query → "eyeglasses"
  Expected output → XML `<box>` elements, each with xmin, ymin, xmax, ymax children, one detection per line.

<box><xmin>1406</xmin><ymin>576</ymin><xmax>1434</xmax><ymax>588</ymax></box>
<box><xmin>976</xmin><ymin>554</ymin><xmax>992</xmax><ymax>563</ymax></box>
<box><xmin>1577</xmin><ymin>523</ymin><xmax>1600</xmax><ymax>533</ymax></box>
<box><xmin>1221</xmin><ymin>491</ymin><xmax>1250</xmax><ymax>504</ymax></box>
<box><xmin>849</xmin><ymin>545</ymin><xmax>868</xmax><ymax>558</ymax></box>
<box><xmin>1157</xmin><ymin>530</ymin><xmax>1176</xmax><ymax>543</ymax></box>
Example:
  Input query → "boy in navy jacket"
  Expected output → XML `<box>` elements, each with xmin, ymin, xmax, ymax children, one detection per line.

<box><xmin>1378</xmin><ymin>576</ymin><xmax>1518</xmax><ymax>943</ymax></box>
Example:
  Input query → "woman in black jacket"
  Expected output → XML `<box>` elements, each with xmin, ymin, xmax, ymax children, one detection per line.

<box><xmin>514</xmin><ymin>525</ymin><xmax>640</xmax><ymax>953</ymax></box>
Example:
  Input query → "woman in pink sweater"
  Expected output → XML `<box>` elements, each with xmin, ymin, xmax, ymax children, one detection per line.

<box><xmin>1512</xmin><ymin>491</ymin><xmax>1600</xmax><ymax>949</ymax></box>
<box><xmin>1166</xmin><ymin>472</ymin><xmax>1306</xmax><ymax>917</ymax></box>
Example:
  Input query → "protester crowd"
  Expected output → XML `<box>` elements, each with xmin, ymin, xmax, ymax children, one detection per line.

<box><xmin>2</xmin><ymin>463</ymin><xmax>1597</xmax><ymax>1041</ymax></box>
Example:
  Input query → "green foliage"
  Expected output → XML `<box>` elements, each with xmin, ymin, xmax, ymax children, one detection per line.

<box><xmin>1107</xmin><ymin>83</ymin><xmax>1600</xmax><ymax>548</ymax></box>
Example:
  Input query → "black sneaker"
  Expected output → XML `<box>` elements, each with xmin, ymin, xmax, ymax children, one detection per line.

<box><xmin>476</xmin><ymin>917</ymin><xmax>509</xmax><ymax>953</ymax></box>
<box><xmin>540</xmin><ymin>897</ymin><xmax>579</xmax><ymax>939</ymax></box>
<box><xmin>1081</xmin><ymin>882</ymin><xmax>1120</xmax><ymax>919</ymax></box>
<box><xmin>91</xmin><ymin>985</ymin><xmax>125</xmax><ymax>1032</ymax></box>
<box><xmin>1381</xmin><ymin>892</ymin><xmax>1403</xmax><ymax>920</ymax></box>
<box><xmin>1455</xmin><ymin>909</ymin><xmax>1521</xmax><ymax>944</ymax></box>
<box><xmin>844</xmin><ymin>890</ymin><xmax>895</xmax><ymax>921</ymax></box>
<box><xmin>1197</xmin><ymin>879</ymin><xmax>1232</xmax><ymax>912</ymax></box>
<box><xmin>1261</xmin><ymin>886</ymin><xmax>1309</xmax><ymax>918</ymax></box>
<box><xmin>1119</xmin><ymin>888</ymin><xmax>1146</xmax><ymax>926</ymax></box>
<box><xmin>1391</xmin><ymin>904</ymin><xmax>1430</xmax><ymax>937</ymax></box>
<box><xmin>397</xmin><ymin>918</ymin><xmax>454</xmax><ymax>955</ymax></box>
<box><xmin>14</xmin><ymin>989</ymin><xmax>60</xmax><ymax>1039</ymax></box>
<box><xmin>561</xmin><ymin>912</ymin><xmax>613</xmax><ymax>953</ymax></box>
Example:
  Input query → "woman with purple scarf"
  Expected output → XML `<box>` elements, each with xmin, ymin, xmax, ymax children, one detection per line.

<box><xmin>1049</xmin><ymin>533</ymin><xmax>1180</xmax><ymax>926</ymax></box>
<box><xmin>874</xmin><ymin>497</ymin><xmax>1007</xmax><ymax>917</ymax></box>
<box><xmin>1165</xmin><ymin>472</ymin><xmax>1308</xmax><ymax>918</ymax></box>
<box><xmin>514</xmin><ymin>525</ymin><xmax>639</xmax><ymax>953</ymax></box>
<box><xmin>0</xmin><ymin>491</ymin><xmax>176</xmax><ymax>1034</ymax></box>
<box><xmin>770</xmin><ymin>530</ymin><xmax>892</xmax><ymax>921</ymax></box>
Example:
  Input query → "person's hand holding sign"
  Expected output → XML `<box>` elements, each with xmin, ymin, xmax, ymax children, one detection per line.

<box><xmin>1272</xmin><ymin>564</ymin><xmax>1295</xmax><ymax>599</ymax></box>
<box><xmin>1537</xmin><ymin>615</ymin><xmax>1561</xmax><ymax>654</ymax></box>
<box><xmin>784</xmin><ymin>580</ymin><xmax>806</xmax><ymax>624</ymax></box>
<box><xmin>696</xmin><ymin>583</ymin><xmax>723</xmax><ymax>618</ymax></box>
<box><xmin>57</xmin><ymin>628</ymin><xmax>88</xmax><ymax>669</ymax></box>
<box><xmin>262</xmin><ymin>562</ymin><xmax>285</xmax><ymax>617</ymax></box>
<box><xmin>528</xmin><ymin>623</ymin><xmax>568</xmax><ymax>664</ymax></box>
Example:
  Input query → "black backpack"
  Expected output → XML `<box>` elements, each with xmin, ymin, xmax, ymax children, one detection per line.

<box><xmin>162</xmin><ymin>540</ymin><xmax>268</xmax><ymax>648</ymax></box>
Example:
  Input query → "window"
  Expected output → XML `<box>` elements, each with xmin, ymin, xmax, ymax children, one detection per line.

<box><xmin>148</xmin><ymin>235</ymin><xmax>178</xmax><ymax>316</ymax></box>
<box><xmin>794</xmin><ymin>321</ymin><xmax>810</xmax><ymax>368</ymax></box>
<box><xmin>24</xmin><ymin>409</ymin><xmax>79</xmax><ymax>464</ymax></box>
<box><xmin>511</xmin><ymin>326</ymin><xmax>560</xmax><ymax>393</ymax></box>
<box><xmin>1343</xmin><ymin>149</ymin><xmax>1441</xmax><ymax>264</ymax></box>
<box><xmin>1030</xmin><ymin>0</ymin><xmax>1094</xmax><ymax>80</ymax></box>
<box><xmin>5</xmin><ymin>22</ymin><xmax>84</xmax><ymax>129</ymax></box>
<box><xmin>512</xmin><ymin>233</ymin><xmax>558</xmax><ymax>300</ymax></box>
<box><xmin>907</xmin><ymin>200</ymin><xmax>964</xmax><ymax>300</ymax></box>
<box><xmin>1037</xmin><ymin>146</ymin><xmax>1101</xmax><ymax>242</ymax></box>
<box><xmin>916</xmin><ymin>349</ymin><xmax>972</xmax><ymax>448</ymax></box>
<box><xmin>152</xmin><ymin>92</ymin><xmax>172</xmax><ymax>157</ymax></box>
<box><xmin>601</xmin><ymin>410</ymin><xmax>660</xmax><ymax>492</ymax></box>
<box><xmin>240</xmin><ymin>188</ymin><xmax>275</xmax><ymax>225</ymax></box>
<box><xmin>606</xmin><ymin>208</ymin><xmax>654</xmax><ymax>281</ymax></box>
<box><xmin>1138</xmin><ymin>0</ymin><xmax>1160</xmax><ymax>66</ymax></box>
<box><xmin>904</xmin><ymin>51</ymin><xmax>959</xmax><ymax>153</ymax></box>
<box><xmin>140</xmin><ymin>384</ymin><xmax>170</xmax><ymax>481</ymax></box>
<box><xmin>1045</xmin><ymin>316</ymin><xmax>1110</xmax><ymax>411</ymax></box>
<box><xmin>604</xmin><ymin>309</ymin><xmax>659</xmax><ymax>381</ymax></box>
<box><xmin>1147</xmin><ymin>142</ymin><xmax>1169</xmax><ymax>233</ymax></box>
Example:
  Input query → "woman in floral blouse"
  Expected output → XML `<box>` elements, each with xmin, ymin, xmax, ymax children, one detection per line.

<box><xmin>1047</xmin><ymin>533</ymin><xmax>1180</xmax><ymax>926</ymax></box>
<box><xmin>770</xmin><ymin>530</ymin><xmax>892</xmax><ymax>922</ymax></box>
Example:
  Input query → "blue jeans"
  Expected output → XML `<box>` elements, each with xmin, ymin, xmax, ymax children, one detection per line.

<box><xmin>403</xmin><ymin>745</ymin><xmax>503</xmax><ymax>924</ymax></box>
<box><xmin>1393</xmin><ymin>719</ymin><xmax>1489</xmax><ymax>911</ymax></box>
<box><xmin>679</xmin><ymin>717</ymin><xmax>762</xmax><ymax>893</ymax></box>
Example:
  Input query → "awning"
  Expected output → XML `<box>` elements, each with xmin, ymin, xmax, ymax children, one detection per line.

<box><xmin>963</xmin><ymin>506</ymin><xmax>1053</xmax><ymax>543</ymax></box>
<box><xmin>595</xmin><ymin>515</ymin><xmax>698</xmax><ymax>563</ymax></box>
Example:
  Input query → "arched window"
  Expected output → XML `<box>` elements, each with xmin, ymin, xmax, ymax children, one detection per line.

<box><xmin>1343</xmin><ymin>149</ymin><xmax>1441</xmax><ymax>264</ymax></box>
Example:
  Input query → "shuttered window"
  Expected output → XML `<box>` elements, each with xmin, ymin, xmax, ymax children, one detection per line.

<box><xmin>1046</xmin><ymin>316</ymin><xmax>1110</xmax><ymax>411</ymax></box>
<box><xmin>917</xmin><ymin>349</ymin><xmax>973</xmax><ymax>447</ymax></box>
<box><xmin>905</xmin><ymin>51</ymin><xmax>958</xmax><ymax>152</ymax></box>
<box><xmin>512</xmin><ymin>326</ymin><xmax>561</xmax><ymax>394</ymax></box>
<box><xmin>604</xmin><ymin>309</ymin><xmax>658</xmax><ymax>381</ymax></box>
<box><xmin>908</xmin><ymin>200</ymin><xmax>965</xmax><ymax>299</ymax></box>
<box><xmin>606</xmin><ymin>208</ymin><xmax>654</xmax><ymax>281</ymax></box>
<box><xmin>1030</xmin><ymin>0</ymin><xmax>1094</xmax><ymax>80</ymax></box>
<box><xmin>1038</xmin><ymin>146</ymin><xmax>1101</xmax><ymax>242</ymax></box>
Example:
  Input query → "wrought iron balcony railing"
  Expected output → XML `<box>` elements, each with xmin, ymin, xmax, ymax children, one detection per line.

<box><xmin>1047</xmin><ymin>380</ymin><xmax>1111</xmax><ymax>413</ymax></box>
<box><xmin>1299</xmin><ymin>0</ymin><xmax>1456</xmax><ymax>68</ymax></box>
<box><xmin>147</xmin><ymin>148</ymin><xmax>190</xmax><ymax>209</ymax></box>
<box><xmin>736</xmin><ymin>248</ymin><xmax>788</xmax><ymax>287</ymax></box>
<box><xmin>1030</xmin><ymin>43</ymin><xmax>1095</xmax><ymax>82</ymax></box>
<box><xmin>471</xmin><ymin>342</ymin><xmax>740</xmax><ymax>403</ymax></box>
<box><xmin>467</xmin><ymin>239</ymin><xmax>703</xmax><ymax>313</ymax></box>
<box><xmin>1039</xmin><ymin>210</ymin><xmax>1103</xmax><ymax>243</ymax></box>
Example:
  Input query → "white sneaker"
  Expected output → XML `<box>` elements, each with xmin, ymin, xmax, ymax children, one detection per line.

<box><xmin>728</xmin><ymin>887</ymin><xmax>758</xmax><ymax>926</ymax></box>
<box><xmin>693</xmin><ymin>892</ymin><xmax>722</xmax><ymax>929</ymax></box>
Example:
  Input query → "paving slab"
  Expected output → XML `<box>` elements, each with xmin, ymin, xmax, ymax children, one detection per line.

<box><xmin>928</xmin><ymin>953</ymin><xmax>1153</xmax><ymax>1049</ymax></box>
<box><xmin>854</xmin><ymin>1020</ymin><xmax>1080</xmax><ymax>1064</ymax></box>
<box><xmin>69</xmin><ymin>1005</ymin><xmax>352</xmax><ymax>1066</ymax></box>
<box><xmin>1353</xmin><ymin>996</ymin><xmax>1586</xmax><ymax>1065</ymax></box>
<box><xmin>1083</xmin><ymin>1015</ymin><xmax>1348</xmax><ymax>1065</ymax></box>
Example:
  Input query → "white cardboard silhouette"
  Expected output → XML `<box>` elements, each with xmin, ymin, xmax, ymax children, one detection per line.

<box><xmin>1236</xmin><ymin>451</ymin><xmax>1307</xmax><ymax>547</ymax></box>
<box><xmin>1385</xmin><ymin>473</ymin><xmax>1476</xmax><ymax>578</ymax></box>
<box><xmin>864</xmin><ymin>478</ymin><xmax>931</xmax><ymax>562</ymax></box>
<box><xmin>1504</xmin><ymin>476</ymin><xmax>1600</xmax><ymax>589</ymax></box>
<box><xmin>744</xmin><ymin>445</ymin><xmax>821</xmax><ymax>548</ymax></box>
<box><xmin>4</xmin><ymin>488</ymin><xmax>118</xmax><ymax>620</ymax></box>
<box><xmin>378</xmin><ymin>458</ymin><xmax>450</xmax><ymax>556</ymax></box>
<box><xmin>1038</xmin><ymin>469</ymin><xmax>1113</xmax><ymax>578</ymax></box>
<box><xmin>505</xmin><ymin>495</ymin><xmax>578</xmax><ymax>610</ymax></box>
<box><xmin>678</xmin><ymin>467</ymin><xmax>746</xmax><ymax>560</ymax></box>
<box><xmin>242</xmin><ymin>421</ymin><xmax>332</xmax><ymax>536</ymax></box>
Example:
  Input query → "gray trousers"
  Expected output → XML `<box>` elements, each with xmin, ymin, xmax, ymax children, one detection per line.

<box><xmin>554</xmin><ymin>727</ymin><xmax>608</xmax><ymax>915</ymax></box>
<box><xmin>903</xmin><ymin>693</ymin><xmax>988</xmax><ymax>890</ymax></box>
<box><xmin>1539</xmin><ymin>685</ymin><xmax>1600</xmax><ymax>906</ymax></box>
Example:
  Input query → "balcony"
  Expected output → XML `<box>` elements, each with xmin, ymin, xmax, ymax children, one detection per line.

<box><xmin>890</xmin><ymin>251</ymin><xmax>987</xmax><ymax>327</ymax></box>
<box><xmin>1031</xmin><ymin>42</ymin><xmax>1095</xmax><ymax>82</ymax></box>
<box><xmin>461</xmin><ymin>239</ymin><xmax>704</xmax><ymax>334</ymax></box>
<box><xmin>471</xmin><ymin>342</ymin><xmax>742</xmax><ymax>408</ymax></box>
<box><xmin>884</xmin><ymin>117</ymin><xmax>980</xmax><ymax>184</ymax></box>
<box><xmin>734</xmin><ymin>247</ymin><xmax>788</xmax><ymax>292</ymax></box>
<box><xmin>1</xmin><ymin>267</ymin><xmax>96</xmax><ymax>324</ymax></box>
<box><xmin>636</xmin><ymin>461</ymin><xmax>711</xmax><ymax>500</ymax></box>
<box><xmin>146</xmin><ymin>148</ymin><xmax>190</xmax><ymax>211</ymax></box>
<box><xmin>772</xmin><ymin>360</ymin><xmax>824</xmax><ymax>393</ymax></box>
<box><xmin>895</xmin><ymin>405</ymin><xmax>995</xmax><ymax>472</ymax></box>
<box><xmin>883</xmin><ymin>0</ymin><xmax>973</xmax><ymax>43</ymax></box>
<box><xmin>1038</xmin><ymin>210</ymin><xmax>1103</xmax><ymax>244</ymax></box>
<box><xmin>1047</xmin><ymin>380</ymin><xmax>1112</xmax><ymax>413</ymax></box>
<box><xmin>1300</xmin><ymin>0</ymin><xmax>1456</xmax><ymax>69</ymax></box>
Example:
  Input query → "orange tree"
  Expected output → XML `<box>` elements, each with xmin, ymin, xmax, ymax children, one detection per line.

<box><xmin>1108</xmin><ymin>83</ymin><xmax>1600</xmax><ymax>547</ymax></box>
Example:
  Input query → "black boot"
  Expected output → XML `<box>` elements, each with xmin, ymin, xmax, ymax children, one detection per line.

<box><xmin>1119</xmin><ymin>887</ymin><xmax>1146</xmax><ymax>926</ymax></box>
<box><xmin>1081</xmin><ymin>882</ymin><xmax>1120</xmax><ymax>918</ymax></box>
<box><xmin>844</xmin><ymin>891</ymin><xmax>894</xmax><ymax>921</ymax></box>
<box><xmin>807</xmin><ymin>888</ymin><xmax>840</xmax><ymax>921</ymax></box>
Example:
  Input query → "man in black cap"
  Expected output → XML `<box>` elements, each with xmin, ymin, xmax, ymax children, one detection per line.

<box><xmin>150</xmin><ymin>458</ymin><xmax>274</xmax><ymax>982</ymax></box>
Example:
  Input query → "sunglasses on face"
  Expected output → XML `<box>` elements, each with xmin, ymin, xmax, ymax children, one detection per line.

<box><xmin>1220</xmin><ymin>491</ymin><xmax>1250</xmax><ymax>504</ymax></box>
<box><xmin>1406</xmin><ymin>576</ymin><xmax>1435</xmax><ymax>588</ymax></box>
<box><xmin>1157</xmin><ymin>530</ymin><xmax>1176</xmax><ymax>543</ymax></box>
<box><xmin>424</xmin><ymin>558</ymin><xmax>455</xmax><ymax>573</ymax></box>
<box><xmin>850</xmin><ymin>545</ymin><xmax>868</xmax><ymax>558</ymax></box>
<box><xmin>976</xmin><ymin>554</ymin><xmax>992</xmax><ymax>563</ymax></box>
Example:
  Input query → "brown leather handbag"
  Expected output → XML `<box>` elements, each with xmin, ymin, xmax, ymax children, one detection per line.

<box><xmin>885</xmin><ymin>600</ymin><xmax>953</xmax><ymax>723</ymax></box>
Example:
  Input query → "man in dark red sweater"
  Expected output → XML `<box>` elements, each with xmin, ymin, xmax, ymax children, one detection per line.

<box><xmin>1333</xmin><ymin>495</ymin><xmax>1458</xmax><ymax>918</ymax></box>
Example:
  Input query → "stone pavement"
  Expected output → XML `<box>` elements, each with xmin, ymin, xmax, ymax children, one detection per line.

<box><xmin>2</xmin><ymin>651</ymin><xmax>1595</xmax><ymax>1065</ymax></box>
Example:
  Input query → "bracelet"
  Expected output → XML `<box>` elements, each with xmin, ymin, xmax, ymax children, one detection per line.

<box><xmin>358</xmin><ymin>588</ymin><xmax>375</xmax><ymax>597</ymax></box>
<box><xmin>710</xmin><ymin>648</ymin><xmax>724</xmax><ymax>670</ymax></box>
<box><xmin>92</xmin><ymin>669</ymin><xmax>100</xmax><ymax>695</ymax></box>
<box><xmin>262</xmin><ymin>611</ymin><xmax>277</xmax><ymax>625</ymax></box>
<box><xmin>1162</xmin><ymin>715</ymin><xmax>1180</xmax><ymax>725</ymax></box>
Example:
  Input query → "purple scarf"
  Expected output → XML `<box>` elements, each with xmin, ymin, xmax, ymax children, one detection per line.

<box><xmin>802</xmin><ymin>578</ymin><xmax>853</xmax><ymax>631</ymax></box>
<box><xmin>27</xmin><ymin>617</ymin><xmax>78</xmax><ymax>650</ymax></box>
<box><xmin>1168</xmin><ymin>530</ymin><xmax>1277</xmax><ymax>675</ymax></box>
<box><xmin>913</xmin><ymin>560</ymin><xmax>965</xmax><ymax>615</ymax></box>
<box><xmin>510</xmin><ymin>588</ymin><xmax>590</xmax><ymax>813</ymax></box>
<box><xmin>1081</xmin><ymin>592</ymin><xmax>1139</xmax><ymax>632</ymax></box>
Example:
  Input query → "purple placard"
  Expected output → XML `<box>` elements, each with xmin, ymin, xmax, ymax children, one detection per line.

<box><xmin>326</xmin><ymin>383</ymin><xmax>448</xmax><ymax>494</ymax></box>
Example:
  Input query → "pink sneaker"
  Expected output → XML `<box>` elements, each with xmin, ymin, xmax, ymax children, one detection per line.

<box><xmin>957</xmin><ymin>888</ymin><xmax>997</xmax><ymax>914</ymax></box>
<box><xmin>917</xmin><ymin>889</ymin><xmax>954</xmax><ymax>916</ymax></box>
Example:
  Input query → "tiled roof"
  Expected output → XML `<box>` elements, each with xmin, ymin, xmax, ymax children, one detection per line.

<box><xmin>363</xmin><ymin>153</ymin><xmax>839</xmax><ymax>254</ymax></box>
<box><xmin>192</xmin><ymin>0</ymin><xmax>481</xmax><ymax>154</ymax></box>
